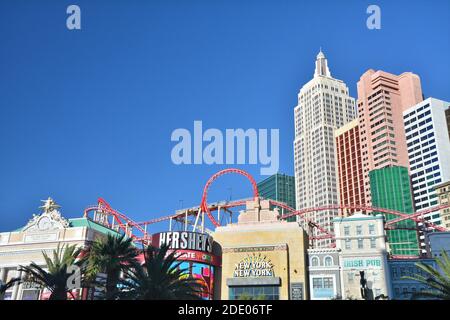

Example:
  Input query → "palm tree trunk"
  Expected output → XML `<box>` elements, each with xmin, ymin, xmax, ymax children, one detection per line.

<box><xmin>105</xmin><ymin>272</ymin><xmax>119</xmax><ymax>300</ymax></box>
<box><xmin>49</xmin><ymin>289</ymin><xmax>68</xmax><ymax>300</ymax></box>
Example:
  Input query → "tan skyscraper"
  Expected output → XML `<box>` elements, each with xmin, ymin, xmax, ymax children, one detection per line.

<box><xmin>357</xmin><ymin>70</ymin><xmax>423</xmax><ymax>206</ymax></box>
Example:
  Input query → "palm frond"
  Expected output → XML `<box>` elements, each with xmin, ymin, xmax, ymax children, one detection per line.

<box><xmin>403</xmin><ymin>250</ymin><xmax>450</xmax><ymax>300</ymax></box>
<box><xmin>117</xmin><ymin>245</ymin><xmax>204</xmax><ymax>300</ymax></box>
<box><xmin>0</xmin><ymin>278</ymin><xmax>21</xmax><ymax>294</ymax></box>
<box><xmin>79</xmin><ymin>233</ymin><xmax>138</xmax><ymax>299</ymax></box>
<box><xmin>19</xmin><ymin>244</ymin><xmax>82</xmax><ymax>300</ymax></box>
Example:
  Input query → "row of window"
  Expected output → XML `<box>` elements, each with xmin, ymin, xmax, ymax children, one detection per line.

<box><xmin>344</xmin><ymin>224</ymin><xmax>376</xmax><ymax>236</ymax></box>
<box><xmin>344</xmin><ymin>238</ymin><xmax>377</xmax><ymax>250</ymax></box>
<box><xmin>229</xmin><ymin>286</ymin><xmax>279</xmax><ymax>300</ymax></box>
<box><xmin>408</xmin><ymin>138</ymin><xmax>436</xmax><ymax>155</ymax></box>
<box><xmin>310</xmin><ymin>256</ymin><xmax>334</xmax><ymax>267</ymax></box>
<box><xmin>407</xmin><ymin>132</ymin><xmax>435</xmax><ymax>148</ymax></box>
<box><xmin>406</xmin><ymin>124</ymin><xmax>433</xmax><ymax>140</ymax></box>
<box><xmin>393</xmin><ymin>286</ymin><xmax>427</xmax><ymax>299</ymax></box>
<box><xmin>405</xmin><ymin>116</ymin><xmax>432</xmax><ymax>133</ymax></box>
<box><xmin>312</xmin><ymin>277</ymin><xmax>334</xmax><ymax>289</ymax></box>
<box><xmin>409</xmin><ymin>150</ymin><xmax>437</xmax><ymax>165</ymax></box>
<box><xmin>403</xmin><ymin>103</ymin><xmax>430</xmax><ymax>120</ymax></box>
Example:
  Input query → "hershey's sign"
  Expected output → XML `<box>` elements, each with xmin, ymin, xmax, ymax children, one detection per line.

<box><xmin>154</xmin><ymin>231</ymin><xmax>213</xmax><ymax>253</ymax></box>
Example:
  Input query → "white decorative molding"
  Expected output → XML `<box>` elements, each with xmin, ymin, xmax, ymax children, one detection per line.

<box><xmin>24</xmin><ymin>232</ymin><xmax>58</xmax><ymax>243</ymax></box>
<box><xmin>22</xmin><ymin>198</ymin><xmax>70</xmax><ymax>233</ymax></box>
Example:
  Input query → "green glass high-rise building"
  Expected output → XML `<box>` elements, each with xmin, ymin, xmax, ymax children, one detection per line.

<box><xmin>257</xmin><ymin>173</ymin><xmax>296</xmax><ymax>221</ymax></box>
<box><xmin>370</xmin><ymin>166</ymin><xmax>419</xmax><ymax>256</ymax></box>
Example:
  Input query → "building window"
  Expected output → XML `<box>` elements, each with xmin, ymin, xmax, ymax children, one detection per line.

<box><xmin>370</xmin><ymin>238</ymin><xmax>376</xmax><ymax>249</ymax></box>
<box><xmin>344</xmin><ymin>226</ymin><xmax>350</xmax><ymax>236</ymax></box>
<box><xmin>402</xmin><ymin>287</ymin><xmax>408</xmax><ymax>297</ymax></box>
<box><xmin>345</xmin><ymin>239</ymin><xmax>351</xmax><ymax>250</ymax></box>
<box><xmin>312</xmin><ymin>277</ymin><xmax>335</xmax><ymax>299</ymax></box>
<box><xmin>21</xmin><ymin>289</ymin><xmax>41</xmax><ymax>300</ymax></box>
<box><xmin>369</xmin><ymin>224</ymin><xmax>375</xmax><ymax>235</ymax></box>
<box><xmin>356</xmin><ymin>225</ymin><xmax>362</xmax><ymax>235</ymax></box>
<box><xmin>323</xmin><ymin>278</ymin><xmax>334</xmax><ymax>289</ymax></box>
<box><xmin>324</xmin><ymin>256</ymin><xmax>333</xmax><ymax>266</ymax></box>
<box><xmin>229</xmin><ymin>286</ymin><xmax>279</xmax><ymax>300</ymax></box>
<box><xmin>311</xmin><ymin>256</ymin><xmax>320</xmax><ymax>267</ymax></box>
<box><xmin>358</xmin><ymin>238</ymin><xmax>364</xmax><ymax>249</ymax></box>
<box><xmin>313</xmin><ymin>278</ymin><xmax>322</xmax><ymax>289</ymax></box>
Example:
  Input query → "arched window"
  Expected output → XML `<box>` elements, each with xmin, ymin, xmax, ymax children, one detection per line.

<box><xmin>324</xmin><ymin>256</ymin><xmax>333</xmax><ymax>267</ymax></box>
<box><xmin>311</xmin><ymin>256</ymin><xmax>319</xmax><ymax>267</ymax></box>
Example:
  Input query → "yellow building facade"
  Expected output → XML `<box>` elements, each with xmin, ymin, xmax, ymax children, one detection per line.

<box><xmin>212</xmin><ymin>198</ymin><xmax>309</xmax><ymax>300</ymax></box>
<box><xmin>436</xmin><ymin>181</ymin><xmax>450</xmax><ymax>230</ymax></box>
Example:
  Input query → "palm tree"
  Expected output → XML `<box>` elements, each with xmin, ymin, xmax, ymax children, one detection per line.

<box><xmin>0</xmin><ymin>278</ymin><xmax>21</xmax><ymax>300</ymax></box>
<box><xmin>80</xmin><ymin>233</ymin><xmax>138</xmax><ymax>300</ymax></box>
<box><xmin>19</xmin><ymin>244</ymin><xmax>82</xmax><ymax>300</ymax></box>
<box><xmin>403</xmin><ymin>250</ymin><xmax>450</xmax><ymax>300</ymax></box>
<box><xmin>117</xmin><ymin>244</ymin><xmax>203</xmax><ymax>300</ymax></box>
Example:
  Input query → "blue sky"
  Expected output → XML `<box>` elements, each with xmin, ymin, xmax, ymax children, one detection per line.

<box><xmin>1</xmin><ymin>0</ymin><xmax>449</xmax><ymax>233</ymax></box>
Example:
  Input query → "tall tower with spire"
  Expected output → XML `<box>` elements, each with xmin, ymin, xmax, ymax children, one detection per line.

<box><xmin>294</xmin><ymin>50</ymin><xmax>356</xmax><ymax>248</ymax></box>
<box><xmin>314</xmin><ymin>49</ymin><xmax>331</xmax><ymax>78</ymax></box>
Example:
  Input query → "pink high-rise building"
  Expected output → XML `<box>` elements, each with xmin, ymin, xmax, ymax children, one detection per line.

<box><xmin>357</xmin><ymin>70</ymin><xmax>423</xmax><ymax>206</ymax></box>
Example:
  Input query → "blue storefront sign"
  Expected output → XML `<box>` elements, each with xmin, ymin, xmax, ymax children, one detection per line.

<box><xmin>343</xmin><ymin>258</ymin><xmax>382</xmax><ymax>269</ymax></box>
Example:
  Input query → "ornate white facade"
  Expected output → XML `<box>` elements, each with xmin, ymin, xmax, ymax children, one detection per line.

<box><xmin>0</xmin><ymin>198</ymin><xmax>118</xmax><ymax>300</ymax></box>
<box><xmin>333</xmin><ymin>213</ymin><xmax>392</xmax><ymax>299</ymax></box>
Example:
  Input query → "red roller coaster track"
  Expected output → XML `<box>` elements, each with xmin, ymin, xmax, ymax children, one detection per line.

<box><xmin>84</xmin><ymin>198</ymin><xmax>152</xmax><ymax>244</ymax></box>
<box><xmin>200</xmin><ymin>168</ymin><xmax>259</xmax><ymax>227</ymax></box>
<box><xmin>83</xmin><ymin>168</ymin><xmax>448</xmax><ymax>245</ymax></box>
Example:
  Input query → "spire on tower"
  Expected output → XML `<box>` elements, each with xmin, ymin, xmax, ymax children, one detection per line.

<box><xmin>314</xmin><ymin>48</ymin><xmax>331</xmax><ymax>78</ymax></box>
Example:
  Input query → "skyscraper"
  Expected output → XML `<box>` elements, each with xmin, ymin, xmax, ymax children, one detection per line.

<box><xmin>335</xmin><ymin>119</ymin><xmax>365</xmax><ymax>216</ymax></box>
<box><xmin>403</xmin><ymin>98</ymin><xmax>450</xmax><ymax>225</ymax></box>
<box><xmin>357</xmin><ymin>70</ymin><xmax>423</xmax><ymax>206</ymax></box>
<box><xmin>435</xmin><ymin>181</ymin><xmax>450</xmax><ymax>230</ymax></box>
<box><xmin>294</xmin><ymin>50</ymin><xmax>356</xmax><ymax>247</ymax></box>
<box><xmin>446</xmin><ymin>108</ymin><xmax>450</xmax><ymax>140</ymax></box>
<box><xmin>370</xmin><ymin>166</ymin><xmax>419</xmax><ymax>256</ymax></box>
<box><xmin>257</xmin><ymin>173</ymin><xmax>296</xmax><ymax>221</ymax></box>
<box><xmin>258</xmin><ymin>173</ymin><xmax>296</xmax><ymax>208</ymax></box>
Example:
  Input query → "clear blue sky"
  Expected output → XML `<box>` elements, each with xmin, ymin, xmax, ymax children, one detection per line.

<box><xmin>1</xmin><ymin>0</ymin><xmax>449</xmax><ymax>232</ymax></box>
